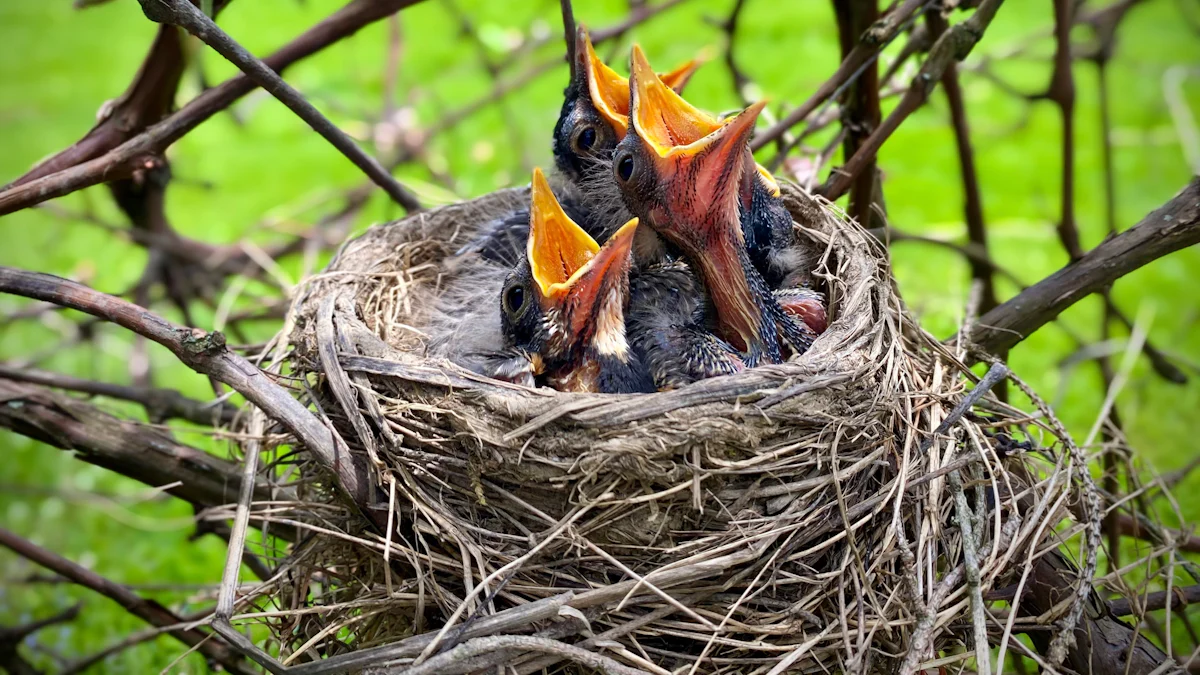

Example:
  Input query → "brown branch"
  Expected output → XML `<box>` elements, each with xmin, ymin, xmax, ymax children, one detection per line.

<box><xmin>960</xmin><ymin>177</ymin><xmax>1200</xmax><ymax>355</ymax></box>
<box><xmin>0</xmin><ymin>604</ymin><xmax>81</xmax><ymax>675</ymax></box>
<box><xmin>0</xmin><ymin>528</ymin><xmax>254</xmax><ymax>675</ymax></box>
<box><xmin>1020</xmin><ymin>551</ymin><xmax>1174</xmax><ymax>674</ymax></box>
<box><xmin>136</xmin><ymin>0</ymin><xmax>420</xmax><ymax>213</ymax></box>
<box><xmin>1109</xmin><ymin>584</ymin><xmax>1200</xmax><ymax>618</ymax></box>
<box><xmin>940</xmin><ymin>61</ymin><xmax>996</xmax><ymax>314</ymax></box>
<box><xmin>0</xmin><ymin>266</ymin><xmax>368</xmax><ymax>507</ymax></box>
<box><xmin>0</xmin><ymin>363</ymin><xmax>237</xmax><ymax>426</ymax></box>
<box><xmin>1049</xmin><ymin>0</ymin><xmax>1082</xmax><ymax>261</ymax></box>
<box><xmin>715</xmin><ymin>0</ymin><xmax>752</xmax><ymax>104</ymax></box>
<box><xmin>0</xmin><ymin>0</ymin><xmax>420</xmax><ymax>217</ymax></box>
<box><xmin>750</xmin><ymin>0</ymin><xmax>927</xmax><ymax>152</ymax></box>
<box><xmin>5</xmin><ymin>23</ymin><xmax>190</xmax><ymax>189</ymax></box>
<box><xmin>820</xmin><ymin>0</ymin><xmax>1006</xmax><ymax>199</ymax></box>
<box><xmin>832</xmin><ymin>0</ymin><xmax>883</xmax><ymax>228</ymax></box>
<box><xmin>0</xmin><ymin>378</ymin><xmax>278</xmax><ymax>509</ymax></box>
<box><xmin>1115</xmin><ymin>513</ymin><xmax>1200</xmax><ymax>554</ymax></box>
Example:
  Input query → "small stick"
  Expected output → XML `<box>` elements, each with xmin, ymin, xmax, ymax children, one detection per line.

<box><xmin>136</xmin><ymin>0</ymin><xmax>422</xmax><ymax>213</ymax></box>
<box><xmin>919</xmin><ymin>361</ymin><xmax>1010</xmax><ymax>454</ymax></box>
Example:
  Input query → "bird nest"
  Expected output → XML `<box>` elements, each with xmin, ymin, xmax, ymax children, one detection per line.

<box><xmin>264</xmin><ymin>182</ymin><xmax>1106</xmax><ymax>674</ymax></box>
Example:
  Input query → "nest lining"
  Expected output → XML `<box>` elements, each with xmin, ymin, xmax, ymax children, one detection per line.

<box><xmin>262</xmin><ymin>183</ymin><xmax>1099</xmax><ymax>673</ymax></box>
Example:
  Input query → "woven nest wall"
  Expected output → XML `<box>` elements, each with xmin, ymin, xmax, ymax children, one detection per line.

<box><xmin>268</xmin><ymin>183</ymin><xmax>1100</xmax><ymax>674</ymax></box>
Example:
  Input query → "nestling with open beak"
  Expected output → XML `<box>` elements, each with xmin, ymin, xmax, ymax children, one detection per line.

<box><xmin>460</xmin><ymin>28</ymin><xmax>701</xmax><ymax>267</ymax></box>
<box><xmin>498</xmin><ymin>169</ymin><xmax>655</xmax><ymax>393</ymax></box>
<box><xmin>612</xmin><ymin>47</ymin><xmax>817</xmax><ymax>365</ymax></box>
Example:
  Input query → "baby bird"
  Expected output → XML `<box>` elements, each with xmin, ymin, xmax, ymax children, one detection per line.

<box><xmin>612</xmin><ymin>53</ymin><xmax>816</xmax><ymax>366</ymax></box>
<box><xmin>463</xmin><ymin>32</ymin><xmax>702</xmax><ymax>268</ymax></box>
<box><xmin>498</xmin><ymin>168</ymin><xmax>655</xmax><ymax>393</ymax></box>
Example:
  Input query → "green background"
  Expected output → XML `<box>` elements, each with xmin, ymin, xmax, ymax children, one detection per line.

<box><xmin>1</xmin><ymin>0</ymin><xmax>1198</xmax><ymax>670</ymax></box>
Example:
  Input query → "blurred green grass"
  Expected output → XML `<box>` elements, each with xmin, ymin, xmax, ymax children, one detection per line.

<box><xmin>0</xmin><ymin>0</ymin><xmax>1197</xmax><ymax>670</ymax></box>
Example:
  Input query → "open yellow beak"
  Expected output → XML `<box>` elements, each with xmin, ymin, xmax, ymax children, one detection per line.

<box><xmin>528</xmin><ymin>167</ymin><xmax>599</xmax><ymax>300</ymax></box>
<box><xmin>579</xmin><ymin>30</ymin><xmax>705</xmax><ymax>139</ymax></box>
<box><xmin>628</xmin><ymin>45</ymin><xmax>780</xmax><ymax>196</ymax></box>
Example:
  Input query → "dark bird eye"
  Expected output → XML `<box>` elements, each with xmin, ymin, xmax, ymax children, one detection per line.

<box><xmin>575</xmin><ymin>126</ymin><xmax>597</xmax><ymax>152</ymax></box>
<box><xmin>616</xmin><ymin>153</ymin><xmax>635</xmax><ymax>182</ymax></box>
<box><xmin>503</xmin><ymin>283</ymin><xmax>526</xmax><ymax>316</ymax></box>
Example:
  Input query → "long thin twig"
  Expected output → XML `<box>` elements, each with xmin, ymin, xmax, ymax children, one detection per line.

<box><xmin>821</xmin><ymin>0</ymin><xmax>1006</xmax><ymax>199</ymax></box>
<box><xmin>136</xmin><ymin>0</ymin><xmax>421</xmax><ymax>213</ymax></box>
<box><xmin>0</xmin><ymin>378</ymin><xmax>285</xmax><ymax>510</ymax></box>
<box><xmin>750</xmin><ymin>0</ymin><xmax>928</xmax><ymax>151</ymax></box>
<box><xmin>0</xmin><ymin>363</ymin><xmax>237</xmax><ymax>425</ymax></box>
<box><xmin>0</xmin><ymin>528</ymin><xmax>253</xmax><ymax>675</ymax></box>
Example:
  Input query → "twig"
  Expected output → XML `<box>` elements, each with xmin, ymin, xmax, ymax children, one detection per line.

<box><xmin>821</xmin><ymin>0</ymin><xmax>1006</xmax><ymax>199</ymax></box>
<box><xmin>832</xmin><ymin>0</ymin><xmax>883</xmax><ymax>227</ymax></box>
<box><xmin>377</xmin><ymin>635</ymin><xmax>651</xmax><ymax>675</ymax></box>
<box><xmin>960</xmin><ymin>178</ymin><xmax>1200</xmax><ymax>356</ymax></box>
<box><xmin>750</xmin><ymin>0</ymin><xmax>927</xmax><ymax>151</ymax></box>
<box><xmin>136</xmin><ymin>0</ymin><xmax>421</xmax><ymax>213</ymax></box>
<box><xmin>0</xmin><ymin>0</ymin><xmax>419</xmax><ymax>217</ymax></box>
<box><xmin>0</xmin><ymin>378</ymin><xmax>285</xmax><ymax>511</ymax></box>
<box><xmin>1109</xmin><ymin>584</ymin><xmax>1200</xmax><ymax>618</ymax></box>
<box><xmin>0</xmin><ymin>266</ymin><xmax>367</xmax><ymax>506</ymax></box>
<box><xmin>949</xmin><ymin>469</ymin><xmax>991</xmax><ymax>675</ymax></box>
<box><xmin>0</xmin><ymin>363</ymin><xmax>237</xmax><ymax>425</ymax></box>
<box><xmin>60</xmin><ymin>609</ymin><xmax>214</xmax><ymax>675</ymax></box>
<box><xmin>940</xmin><ymin>59</ymin><xmax>996</xmax><ymax>314</ymax></box>
<box><xmin>918</xmin><ymin>361</ymin><xmax>1010</xmax><ymax>453</ymax></box>
<box><xmin>0</xmin><ymin>528</ymin><xmax>253</xmax><ymax>675</ymax></box>
<box><xmin>0</xmin><ymin>604</ymin><xmax>82</xmax><ymax>675</ymax></box>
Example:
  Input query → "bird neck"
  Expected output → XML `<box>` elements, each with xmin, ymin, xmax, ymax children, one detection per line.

<box><xmin>682</xmin><ymin>230</ymin><xmax>779</xmax><ymax>363</ymax></box>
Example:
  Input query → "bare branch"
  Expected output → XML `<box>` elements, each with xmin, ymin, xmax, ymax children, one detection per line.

<box><xmin>0</xmin><ymin>0</ymin><xmax>421</xmax><ymax>217</ymax></box>
<box><xmin>821</xmin><ymin>0</ymin><xmax>1006</xmax><ymax>199</ymax></box>
<box><xmin>750</xmin><ymin>0</ymin><xmax>927</xmax><ymax>151</ymax></box>
<box><xmin>0</xmin><ymin>378</ymin><xmax>279</xmax><ymax>509</ymax></box>
<box><xmin>136</xmin><ymin>0</ymin><xmax>421</xmax><ymax>213</ymax></box>
<box><xmin>0</xmin><ymin>266</ymin><xmax>368</xmax><ymax>507</ymax></box>
<box><xmin>0</xmin><ymin>528</ymin><xmax>254</xmax><ymax>675</ymax></box>
<box><xmin>0</xmin><ymin>363</ymin><xmax>237</xmax><ymax>425</ymax></box>
<box><xmin>961</xmin><ymin>177</ymin><xmax>1200</xmax><ymax>355</ymax></box>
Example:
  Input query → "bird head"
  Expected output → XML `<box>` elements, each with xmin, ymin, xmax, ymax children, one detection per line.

<box><xmin>500</xmin><ymin>169</ymin><xmax>642</xmax><ymax>391</ymax></box>
<box><xmin>552</xmin><ymin>27</ymin><xmax>701</xmax><ymax>184</ymax></box>
<box><xmin>613</xmin><ymin>47</ymin><xmax>781</xmax><ymax>358</ymax></box>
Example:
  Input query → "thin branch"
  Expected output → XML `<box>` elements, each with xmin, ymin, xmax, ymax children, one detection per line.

<box><xmin>0</xmin><ymin>266</ymin><xmax>368</xmax><ymax>507</ymax></box>
<box><xmin>940</xmin><ymin>60</ymin><xmax>996</xmax><ymax>314</ymax></box>
<box><xmin>0</xmin><ymin>528</ymin><xmax>254</xmax><ymax>675</ymax></box>
<box><xmin>0</xmin><ymin>0</ymin><xmax>420</xmax><ymax>217</ymax></box>
<box><xmin>821</xmin><ymin>0</ymin><xmax>1006</xmax><ymax>199</ymax></box>
<box><xmin>0</xmin><ymin>363</ymin><xmax>237</xmax><ymax>425</ymax></box>
<box><xmin>0</xmin><ymin>604</ymin><xmax>81</xmax><ymax>675</ymax></box>
<box><xmin>832</xmin><ymin>0</ymin><xmax>883</xmax><ymax>227</ymax></box>
<box><xmin>0</xmin><ymin>378</ymin><xmax>284</xmax><ymax>510</ymax></box>
<box><xmin>750</xmin><ymin>0</ymin><xmax>927</xmax><ymax>151</ymax></box>
<box><xmin>1109</xmin><ymin>584</ymin><xmax>1200</xmax><ymax>618</ymax></box>
<box><xmin>960</xmin><ymin>178</ymin><xmax>1200</xmax><ymax>355</ymax></box>
<box><xmin>137</xmin><ymin>0</ymin><xmax>421</xmax><ymax>213</ymax></box>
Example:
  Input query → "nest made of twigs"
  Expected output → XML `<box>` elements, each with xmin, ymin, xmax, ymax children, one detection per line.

<box><xmin>262</xmin><ymin>183</ymin><xmax>1102</xmax><ymax>674</ymax></box>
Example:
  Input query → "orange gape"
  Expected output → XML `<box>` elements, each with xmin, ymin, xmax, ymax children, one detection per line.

<box><xmin>578</xmin><ymin>29</ymin><xmax>702</xmax><ymax>138</ymax></box>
